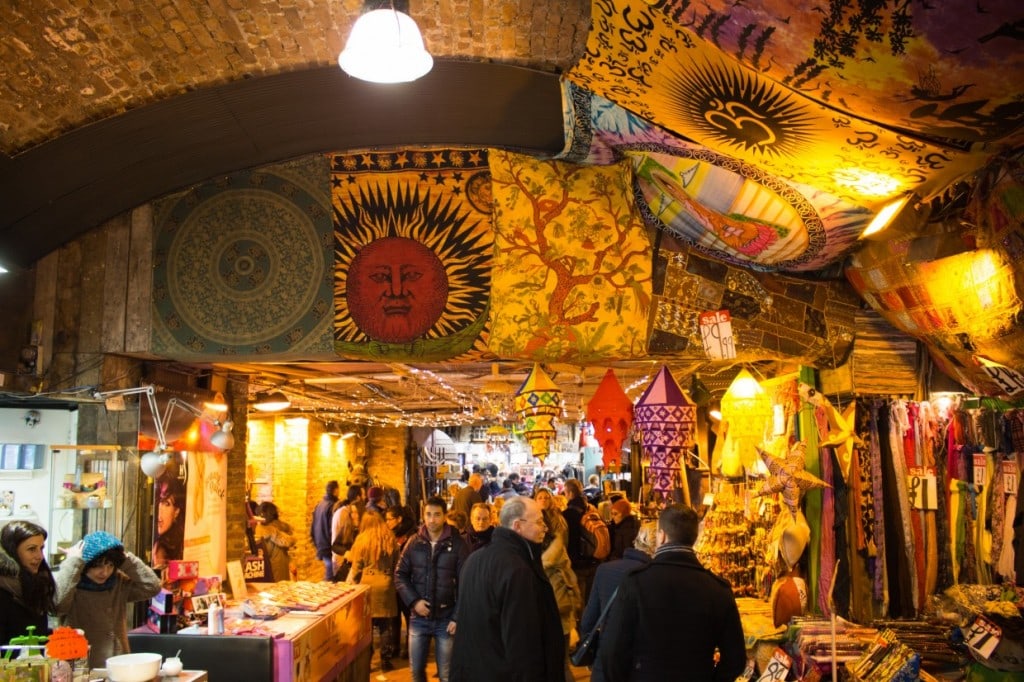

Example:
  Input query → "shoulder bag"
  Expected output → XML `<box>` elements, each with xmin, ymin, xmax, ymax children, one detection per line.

<box><xmin>570</xmin><ymin>586</ymin><xmax>619</xmax><ymax>667</ymax></box>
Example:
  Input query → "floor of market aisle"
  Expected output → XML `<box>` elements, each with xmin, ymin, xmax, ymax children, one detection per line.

<box><xmin>367</xmin><ymin>627</ymin><xmax>593</xmax><ymax>682</ymax></box>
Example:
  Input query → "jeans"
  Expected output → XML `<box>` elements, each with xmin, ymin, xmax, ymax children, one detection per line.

<box><xmin>409</xmin><ymin>615</ymin><xmax>453</xmax><ymax>682</ymax></box>
<box><xmin>321</xmin><ymin>557</ymin><xmax>334</xmax><ymax>581</ymax></box>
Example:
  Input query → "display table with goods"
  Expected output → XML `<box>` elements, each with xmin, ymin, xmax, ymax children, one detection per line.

<box><xmin>129</xmin><ymin>581</ymin><xmax>371</xmax><ymax>682</ymax></box>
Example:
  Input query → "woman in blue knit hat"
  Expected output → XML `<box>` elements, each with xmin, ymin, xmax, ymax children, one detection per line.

<box><xmin>54</xmin><ymin>531</ymin><xmax>162</xmax><ymax>668</ymax></box>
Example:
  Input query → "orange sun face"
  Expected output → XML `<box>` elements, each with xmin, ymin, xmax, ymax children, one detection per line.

<box><xmin>346</xmin><ymin>236</ymin><xmax>449</xmax><ymax>343</ymax></box>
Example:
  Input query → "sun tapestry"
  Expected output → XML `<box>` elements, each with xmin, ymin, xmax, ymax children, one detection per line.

<box><xmin>566</xmin><ymin>0</ymin><xmax>998</xmax><ymax>210</ymax></box>
<box><xmin>331</xmin><ymin>148</ymin><xmax>493</xmax><ymax>361</ymax></box>
<box><xmin>487</xmin><ymin>149</ymin><xmax>652</xmax><ymax>363</ymax></box>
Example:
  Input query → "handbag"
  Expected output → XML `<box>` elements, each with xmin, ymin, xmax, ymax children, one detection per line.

<box><xmin>570</xmin><ymin>587</ymin><xmax>619</xmax><ymax>668</ymax></box>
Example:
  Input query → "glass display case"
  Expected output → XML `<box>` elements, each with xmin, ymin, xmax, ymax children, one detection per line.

<box><xmin>47</xmin><ymin>444</ymin><xmax>128</xmax><ymax>570</ymax></box>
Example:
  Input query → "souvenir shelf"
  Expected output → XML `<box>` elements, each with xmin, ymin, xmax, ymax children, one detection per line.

<box><xmin>47</xmin><ymin>445</ymin><xmax>126</xmax><ymax>570</ymax></box>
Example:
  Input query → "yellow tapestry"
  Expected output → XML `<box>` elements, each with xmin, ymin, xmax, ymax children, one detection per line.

<box><xmin>566</xmin><ymin>0</ymin><xmax>989</xmax><ymax>207</ymax></box>
<box><xmin>487</xmin><ymin>149</ymin><xmax>652</xmax><ymax>362</ymax></box>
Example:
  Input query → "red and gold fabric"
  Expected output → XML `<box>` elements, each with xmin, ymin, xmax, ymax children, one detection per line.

<box><xmin>331</xmin><ymin>148</ymin><xmax>494</xmax><ymax>361</ymax></box>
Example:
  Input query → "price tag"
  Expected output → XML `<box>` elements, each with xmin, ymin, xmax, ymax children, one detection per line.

<box><xmin>756</xmin><ymin>647</ymin><xmax>791</xmax><ymax>682</ymax></box>
<box><xmin>1003</xmin><ymin>460</ymin><xmax>1019</xmax><ymax>495</ymax></box>
<box><xmin>965</xmin><ymin>615</ymin><xmax>1002</xmax><ymax>660</ymax></box>
<box><xmin>699</xmin><ymin>310</ymin><xmax>736</xmax><ymax>360</ymax></box>
<box><xmin>973</xmin><ymin>453</ymin><xmax>988</xmax><ymax>487</ymax></box>
<box><xmin>907</xmin><ymin>467</ymin><xmax>937</xmax><ymax>510</ymax></box>
<box><xmin>981</xmin><ymin>362</ymin><xmax>1024</xmax><ymax>397</ymax></box>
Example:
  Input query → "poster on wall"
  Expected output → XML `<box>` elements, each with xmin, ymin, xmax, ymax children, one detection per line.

<box><xmin>183</xmin><ymin>452</ymin><xmax>228</xmax><ymax>579</ymax></box>
<box><xmin>153</xmin><ymin>472</ymin><xmax>186</xmax><ymax>569</ymax></box>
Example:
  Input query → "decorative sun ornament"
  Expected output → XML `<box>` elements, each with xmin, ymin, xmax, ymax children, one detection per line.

<box><xmin>755</xmin><ymin>442</ymin><xmax>829</xmax><ymax>519</ymax></box>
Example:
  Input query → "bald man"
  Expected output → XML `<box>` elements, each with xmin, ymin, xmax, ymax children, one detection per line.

<box><xmin>451</xmin><ymin>473</ymin><xmax>485</xmax><ymax>518</ymax></box>
<box><xmin>451</xmin><ymin>496</ymin><xmax>564</xmax><ymax>681</ymax></box>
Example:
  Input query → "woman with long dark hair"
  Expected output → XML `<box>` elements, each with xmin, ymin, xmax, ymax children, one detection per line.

<box><xmin>152</xmin><ymin>475</ymin><xmax>186</xmax><ymax>569</ymax></box>
<box><xmin>0</xmin><ymin>520</ymin><xmax>56</xmax><ymax>645</ymax></box>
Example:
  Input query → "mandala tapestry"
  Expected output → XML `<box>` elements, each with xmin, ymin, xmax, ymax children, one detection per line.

<box><xmin>488</xmin><ymin>149</ymin><xmax>652</xmax><ymax>363</ymax></box>
<box><xmin>331</xmin><ymin>148</ymin><xmax>493</xmax><ymax>361</ymax></box>
<box><xmin>152</xmin><ymin>157</ymin><xmax>334</xmax><ymax>360</ymax></box>
<box><xmin>566</xmin><ymin>1</ymin><xmax>994</xmax><ymax>210</ymax></box>
<box><xmin>650</xmin><ymin>232</ymin><xmax>860</xmax><ymax>367</ymax></box>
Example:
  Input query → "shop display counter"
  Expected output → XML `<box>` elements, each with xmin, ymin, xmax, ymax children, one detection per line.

<box><xmin>90</xmin><ymin>670</ymin><xmax>208</xmax><ymax>681</ymax></box>
<box><xmin>129</xmin><ymin>583</ymin><xmax>371</xmax><ymax>682</ymax></box>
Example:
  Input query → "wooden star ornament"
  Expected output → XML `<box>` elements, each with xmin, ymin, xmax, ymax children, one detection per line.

<box><xmin>819</xmin><ymin>401</ymin><xmax>863</xmax><ymax>484</ymax></box>
<box><xmin>755</xmin><ymin>442</ymin><xmax>829</xmax><ymax>518</ymax></box>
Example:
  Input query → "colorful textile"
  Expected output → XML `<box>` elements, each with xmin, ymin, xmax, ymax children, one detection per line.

<box><xmin>850</xmin><ymin>310</ymin><xmax>919</xmax><ymax>396</ymax></box>
<box><xmin>487</xmin><ymin>149</ymin><xmax>652</xmax><ymax>362</ymax></box>
<box><xmin>331</xmin><ymin>148</ymin><xmax>494</xmax><ymax>361</ymax></box>
<box><xmin>558</xmin><ymin>82</ymin><xmax>872</xmax><ymax>271</ymax></box>
<box><xmin>650</xmin><ymin>232</ymin><xmax>860</xmax><ymax>366</ymax></box>
<box><xmin>846</xmin><ymin>161</ymin><xmax>1024</xmax><ymax>398</ymax></box>
<box><xmin>567</xmin><ymin>1</ymin><xmax>993</xmax><ymax>206</ymax></box>
<box><xmin>152</xmin><ymin>157</ymin><xmax>335</xmax><ymax>360</ymax></box>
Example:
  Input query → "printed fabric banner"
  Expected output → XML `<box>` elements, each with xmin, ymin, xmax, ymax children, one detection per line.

<box><xmin>567</xmin><ymin>0</ymin><xmax>992</xmax><ymax>207</ymax></box>
<box><xmin>331</xmin><ymin>148</ymin><xmax>494</xmax><ymax>361</ymax></box>
<box><xmin>488</xmin><ymin>149</ymin><xmax>652</xmax><ymax>362</ymax></box>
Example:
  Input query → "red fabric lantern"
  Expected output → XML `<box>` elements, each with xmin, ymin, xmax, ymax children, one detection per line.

<box><xmin>587</xmin><ymin>369</ymin><xmax>634</xmax><ymax>467</ymax></box>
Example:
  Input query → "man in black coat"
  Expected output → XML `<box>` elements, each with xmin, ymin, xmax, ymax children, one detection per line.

<box><xmin>394</xmin><ymin>496</ymin><xmax>469</xmax><ymax>682</ymax></box>
<box><xmin>578</xmin><ymin>521</ymin><xmax>657</xmax><ymax>682</ymax></box>
<box><xmin>599</xmin><ymin>504</ymin><xmax>746</xmax><ymax>682</ymax></box>
<box><xmin>310</xmin><ymin>480</ymin><xmax>339</xmax><ymax>581</ymax></box>
<box><xmin>450</xmin><ymin>496</ymin><xmax>565</xmax><ymax>682</ymax></box>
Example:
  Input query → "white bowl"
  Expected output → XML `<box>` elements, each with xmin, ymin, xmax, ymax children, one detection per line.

<box><xmin>105</xmin><ymin>653</ymin><xmax>162</xmax><ymax>682</ymax></box>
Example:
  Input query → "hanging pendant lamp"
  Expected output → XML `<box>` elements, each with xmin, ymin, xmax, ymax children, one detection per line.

<box><xmin>339</xmin><ymin>1</ymin><xmax>433</xmax><ymax>84</ymax></box>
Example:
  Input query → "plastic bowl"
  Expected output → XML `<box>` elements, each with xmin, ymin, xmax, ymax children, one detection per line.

<box><xmin>105</xmin><ymin>653</ymin><xmax>162</xmax><ymax>682</ymax></box>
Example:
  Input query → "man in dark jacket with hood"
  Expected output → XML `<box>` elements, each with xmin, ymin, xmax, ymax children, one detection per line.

<box><xmin>599</xmin><ymin>504</ymin><xmax>746</xmax><ymax>682</ymax></box>
<box><xmin>450</xmin><ymin>496</ymin><xmax>564</xmax><ymax>682</ymax></box>
<box><xmin>394</xmin><ymin>496</ymin><xmax>469</xmax><ymax>682</ymax></box>
<box><xmin>310</xmin><ymin>480</ymin><xmax>339</xmax><ymax>580</ymax></box>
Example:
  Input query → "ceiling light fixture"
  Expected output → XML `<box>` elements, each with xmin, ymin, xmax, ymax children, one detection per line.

<box><xmin>253</xmin><ymin>390</ymin><xmax>291</xmax><ymax>412</ymax></box>
<box><xmin>338</xmin><ymin>0</ymin><xmax>433</xmax><ymax>84</ymax></box>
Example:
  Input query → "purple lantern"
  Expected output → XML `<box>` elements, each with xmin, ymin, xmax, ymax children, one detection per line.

<box><xmin>634</xmin><ymin>366</ymin><xmax>696</xmax><ymax>494</ymax></box>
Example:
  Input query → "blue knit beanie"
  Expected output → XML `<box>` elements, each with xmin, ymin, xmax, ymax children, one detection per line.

<box><xmin>81</xmin><ymin>531</ymin><xmax>123</xmax><ymax>563</ymax></box>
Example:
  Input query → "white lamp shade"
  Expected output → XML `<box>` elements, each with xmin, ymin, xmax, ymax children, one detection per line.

<box><xmin>338</xmin><ymin>9</ymin><xmax>433</xmax><ymax>83</ymax></box>
<box><xmin>140</xmin><ymin>451</ymin><xmax>169</xmax><ymax>478</ymax></box>
<box><xmin>210</xmin><ymin>421</ymin><xmax>235</xmax><ymax>450</ymax></box>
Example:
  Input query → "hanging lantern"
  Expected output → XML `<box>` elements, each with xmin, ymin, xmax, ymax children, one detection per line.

<box><xmin>514</xmin><ymin>363</ymin><xmax>563</xmax><ymax>464</ymax></box>
<box><xmin>634</xmin><ymin>366</ymin><xmax>696</xmax><ymax>494</ymax></box>
<box><xmin>587</xmin><ymin>369</ymin><xmax>634</xmax><ymax>467</ymax></box>
<box><xmin>719</xmin><ymin>368</ymin><xmax>773</xmax><ymax>476</ymax></box>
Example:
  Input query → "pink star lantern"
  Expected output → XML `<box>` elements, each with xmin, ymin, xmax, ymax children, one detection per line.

<box><xmin>755</xmin><ymin>442</ymin><xmax>829</xmax><ymax>518</ymax></box>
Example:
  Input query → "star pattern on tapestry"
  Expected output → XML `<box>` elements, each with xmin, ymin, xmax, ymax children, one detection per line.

<box><xmin>755</xmin><ymin>442</ymin><xmax>829</xmax><ymax>518</ymax></box>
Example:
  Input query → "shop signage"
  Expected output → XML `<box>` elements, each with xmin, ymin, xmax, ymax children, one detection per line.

<box><xmin>965</xmin><ymin>615</ymin><xmax>1002</xmax><ymax>660</ymax></box>
<box><xmin>907</xmin><ymin>467</ymin><xmax>937</xmax><ymax>510</ymax></box>
<box><xmin>699</xmin><ymin>310</ymin><xmax>735</xmax><ymax>360</ymax></box>
<box><xmin>755</xmin><ymin>647</ymin><xmax>791</xmax><ymax>682</ymax></box>
<box><xmin>981</xmin><ymin>362</ymin><xmax>1024</xmax><ymax>397</ymax></box>
<box><xmin>243</xmin><ymin>553</ymin><xmax>267</xmax><ymax>582</ymax></box>
<box><xmin>1003</xmin><ymin>460</ymin><xmax>1019</xmax><ymax>495</ymax></box>
<box><xmin>973</xmin><ymin>454</ymin><xmax>988</xmax><ymax>486</ymax></box>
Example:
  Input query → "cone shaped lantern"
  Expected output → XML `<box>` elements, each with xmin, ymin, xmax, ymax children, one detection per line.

<box><xmin>634</xmin><ymin>366</ymin><xmax>696</xmax><ymax>494</ymax></box>
<box><xmin>587</xmin><ymin>369</ymin><xmax>634</xmax><ymax>467</ymax></box>
<box><xmin>514</xmin><ymin>364</ymin><xmax>563</xmax><ymax>464</ymax></box>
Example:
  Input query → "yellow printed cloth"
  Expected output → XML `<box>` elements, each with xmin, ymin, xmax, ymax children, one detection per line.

<box><xmin>487</xmin><ymin>149</ymin><xmax>652</xmax><ymax>362</ymax></box>
<box><xmin>567</xmin><ymin>0</ymin><xmax>991</xmax><ymax>206</ymax></box>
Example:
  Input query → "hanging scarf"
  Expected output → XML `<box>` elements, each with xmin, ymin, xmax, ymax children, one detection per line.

<box><xmin>949</xmin><ymin>478</ymin><xmax>969</xmax><ymax>584</ymax></box>
<box><xmin>815</xmin><ymin>404</ymin><xmax>836</xmax><ymax>616</ymax></box>
<box><xmin>888</xmin><ymin>400</ymin><xmax>918</xmax><ymax>616</ymax></box>
<box><xmin>870</xmin><ymin>401</ymin><xmax>888</xmax><ymax>610</ymax></box>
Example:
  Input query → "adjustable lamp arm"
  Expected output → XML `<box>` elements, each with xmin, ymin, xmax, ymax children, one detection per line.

<box><xmin>163</xmin><ymin>397</ymin><xmax>235</xmax><ymax>451</ymax></box>
<box><xmin>93</xmin><ymin>385</ymin><xmax>167</xmax><ymax>451</ymax></box>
